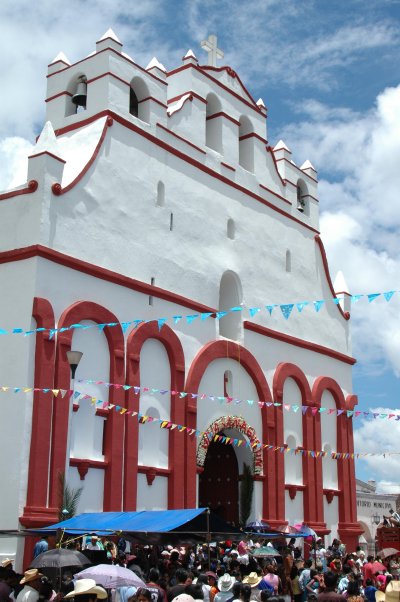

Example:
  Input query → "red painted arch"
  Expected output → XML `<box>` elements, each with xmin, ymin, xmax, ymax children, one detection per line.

<box><xmin>312</xmin><ymin>377</ymin><xmax>360</xmax><ymax>544</ymax></box>
<box><xmin>125</xmin><ymin>321</ymin><xmax>185</xmax><ymax>510</ymax></box>
<box><xmin>273</xmin><ymin>363</ymin><xmax>326</xmax><ymax>533</ymax></box>
<box><xmin>48</xmin><ymin>301</ymin><xmax>125</xmax><ymax>511</ymax></box>
<box><xmin>184</xmin><ymin>340</ymin><xmax>284</xmax><ymax>525</ymax></box>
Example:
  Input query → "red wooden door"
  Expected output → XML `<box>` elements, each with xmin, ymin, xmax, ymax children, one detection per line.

<box><xmin>198</xmin><ymin>436</ymin><xmax>239</xmax><ymax>525</ymax></box>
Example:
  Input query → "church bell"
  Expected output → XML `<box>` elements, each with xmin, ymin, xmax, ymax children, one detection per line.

<box><xmin>72</xmin><ymin>76</ymin><xmax>87</xmax><ymax>107</ymax></box>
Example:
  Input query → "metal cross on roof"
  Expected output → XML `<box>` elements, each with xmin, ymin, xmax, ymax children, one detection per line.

<box><xmin>200</xmin><ymin>34</ymin><xmax>224</xmax><ymax>67</ymax></box>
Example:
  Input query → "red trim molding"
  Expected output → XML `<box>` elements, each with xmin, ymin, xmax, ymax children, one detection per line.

<box><xmin>157</xmin><ymin>122</ymin><xmax>206</xmax><ymax>155</ymax></box>
<box><xmin>0</xmin><ymin>180</ymin><xmax>38</xmax><ymax>202</ymax></box>
<box><xmin>239</xmin><ymin>132</ymin><xmax>267</xmax><ymax>144</ymax></box>
<box><xmin>259</xmin><ymin>183</ymin><xmax>291</xmax><ymax>206</ymax></box>
<box><xmin>206</xmin><ymin>112</ymin><xmax>240</xmax><ymax>126</ymax></box>
<box><xmin>47</xmin><ymin>46</ymin><xmax>167</xmax><ymax>87</ymax></box>
<box><xmin>49</xmin><ymin>109</ymin><xmax>319</xmax><ymax>234</ymax></box>
<box><xmin>184</xmin><ymin>340</ymin><xmax>283</xmax><ymax>524</ymax></box>
<box><xmin>0</xmin><ymin>245</ymin><xmax>217</xmax><ymax>315</ymax></box>
<box><xmin>244</xmin><ymin>321</ymin><xmax>356</xmax><ymax>365</ymax></box>
<box><xmin>125</xmin><ymin>322</ymin><xmax>185</xmax><ymax>510</ymax></box>
<box><xmin>315</xmin><ymin>235</ymin><xmax>350</xmax><ymax>321</ymax></box>
<box><xmin>138</xmin><ymin>465</ymin><xmax>171</xmax><ymax>486</ymax></box>
<box><xmin>48</xmin><ymin>301</ymin><xmax>125</xmax><ymax>512</ymax></box>
<box><xmin>52</xmin><ymin>117</ymin><xmax>113</xmax><ymax>196</ymax></box>
<box><xmin>168</xmin><ymin>91</ymin><xmax>206</xmax><ymax>105</ymax></box>
<box><xmin>70</xmin><ymin>458</ymin><xmax>108</xmax><ymax>480</ymax></box>
<box><xmin>221</xmin><ymin>162</ymin><xmax>235</xmax><ymax>172</ymax></box>
<box><xmin>21</xmin><ymin>298</ymin><xmax>58</xmax><ymax>527</ymax></box>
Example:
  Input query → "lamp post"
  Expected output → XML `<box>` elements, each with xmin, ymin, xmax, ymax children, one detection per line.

<box><xmin>65</xmin><ymin>350</ymin><xmax>83</xmax><ymax>480</ymax></box>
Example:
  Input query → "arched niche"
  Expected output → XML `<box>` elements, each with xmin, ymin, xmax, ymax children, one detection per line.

<box><xmin>156</xmin><ymin>180</ymin><xmax>165</xmax><ymax>206</ymax></box>
<box><xmin>129</xmin><ymin>77</ymin><xmax>150</xmax><ymax>123</ymax></box>
<box><xmin>205</xmin><ymin>93</ymin><xmax>223</xmax><ymax>153</ymax></box>
<box><xmin>297</xmin><ymin>178</ymin><xmax>309</xmax><ymax>214</ymax></box>
<box><xmin>218</xmin><ymin>270</ymin><xmax>243</xmax><ymax>340</ymax></box>
<box><xmin>65</xmin><ymin>72</ymin><xmax>87</xmax><ymax>116</ymax></box>
<box><xmin>227</xmin><ymin>218</ymin><xmax>235</xmax><ymax>240</ymax></box>
<box><xmin>238</xmin><ymin>115</ymin><xmax>254</xmax><ymax>172</ymax></box>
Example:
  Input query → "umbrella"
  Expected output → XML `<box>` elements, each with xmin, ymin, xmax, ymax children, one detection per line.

<box><xmin>246</xmin><ymin>520</ymin><xmax>271</xmax><ymax>532</ymax></box>
<box><xmin>75</xmin><ymin>564</ymin><xmax>146</xmax><ymax>589</ymax></box>
<box><xmin>251</xmin><ymin>545</ymin><xmax>281</xmax><ymax>557</ymax></box>
<box><xmin>377</xmin><ymin>548</ymin><xmax>399</xmax><ymax>559</ymax></box>
<box><xmin>293</xmin><ymin>523</ymin><xmax>318</xmax><ymax>538</ymax></box>
<box><xmin>371</xmin><ymin>561</ymin><xmax>387</xmax><ymax>572</ymax></box>
<box><xmin>30</xmin><ymin>548</ymin><xmax>92</xmax><ymax>569</ymax></box>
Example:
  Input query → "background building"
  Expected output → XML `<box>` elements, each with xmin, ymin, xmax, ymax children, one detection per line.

<box><xmin>356</xmin><ymin>478</ymin><xmax>400</xmax><ymax>554</ymax></box>
<box><xmin>0</xmin><ymin>31</ymin><xmax>361</xmax><ymax>568</ymax></box>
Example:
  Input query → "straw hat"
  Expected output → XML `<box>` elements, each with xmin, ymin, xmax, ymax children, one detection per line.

<box><xmin>1</xmin><ymin>558</ymin><xmax>13</xmax><ymax>568</ymax></box>
<box><xmin>376</xmin><ymin>581</ymin><xmax>400</xmax><ymax>602</ymax></box>
<box><xmin>218</xmin><ymin>574</ymin><xmax>235</xmax><ymax>592</ymax></box>
<box><xmin>20</xmin><ymin>569</ymin><xmax>43</xmax><ymax>585</ymax></box>
<box><xmin>242</xmin><ymin>572</ymin><xmax>262</xmax><ymax>587</ymax></box>
<box><xmin>65</xmin><ymin>579</ymin><xmax>107</xmax><ymax>599</ymax></box>
<box><xmin>172</xmin><ymin>596</ymin><xmax>195</xmax><ymax>602</ymax></box>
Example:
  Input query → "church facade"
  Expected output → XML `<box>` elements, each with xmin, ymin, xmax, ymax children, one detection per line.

<box><xmin>0</xmin><ymin>31</ymin><xmax>361</xmax><ymax>568</ymax></box>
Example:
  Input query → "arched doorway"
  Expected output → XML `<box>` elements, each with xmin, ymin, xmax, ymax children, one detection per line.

<box><xmin>198</xmin><ymin>433</ymin><xmax>239</xmax><ymax>524</ymax></box>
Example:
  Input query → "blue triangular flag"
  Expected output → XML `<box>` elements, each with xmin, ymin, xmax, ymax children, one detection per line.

<box><xmin>265</xmin><ymin>304</ymin><xmax>277</xmax><ymax>315</ymax></box>
<box><xmin>296</xmin><ymin>302</ymin><xmax>309</xmax><ymax>312</ymax></box>
<box><xmin>13</xmin><ymin>328</ymin><xmax>24</xmax><ymax>334</ymax></box>
<box><xmin>367</xmin><ymin>293</ymin><xmax>380</xmax><ymax>303</ymax></box>
<box><xmin>173</xmin><ymin>315</ymin><xmax>182</xmax><ymax>324</ymax></box>
<box><xmin>121</xmin><ymin>321</ymin><xmax>132</xmax><ymax>333</ymax></box>
<box><xmin>186</xmin><ymin>314</ymin><xmax>199</xmax><ymax>324</ymax></box>
<box><xmin>383</xmin><ymin>291</ymin><xmax>395</xmax><ymax>302</ymax></box>
<box><xmin>280</xmin><ymin>304</ymin><xmax>294</xmax><ymax>320</ymax></box>
<box><xmin>230</xmin><ymin>306</ymin><xmax>243</xmax><ymax>312</ymax></box>
<box><xmin>157</xmin><ymin>318</ymin><xmax>167</xmax><ymax>330</ymax></box>
<box><xmin>313</xmin><ymin>300</ymin><xmax>325</xmax><ymax>312</ymax></box>
<box><xmin>216</xmin><ymin>311</ymin><xmax>228</xmax><ymax>320</ymax></box>
<box><xmin>351</xmin><ymin>294</ymin><xmax>363</xmax><ymax>304</ymax></box>
<box><xmin>249</xmin><ymin>307</ymin><xmax>260</xmax><ymax>317</ymax></box>
<box><xmin>332</xmin><ymin>297</ymin><xmax>341</xmax><ymax>305</ymax></box>
<box><xmin>201</xmin><ymin>312</ymin><xmax>213</xmax><ymax>321</ymax></box>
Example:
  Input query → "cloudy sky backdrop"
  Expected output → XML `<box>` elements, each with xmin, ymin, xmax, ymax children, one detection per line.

<box><xmin>1</xmin><ymin>0</ymin><xmax>400</xmax><ymax>491</ymax></box>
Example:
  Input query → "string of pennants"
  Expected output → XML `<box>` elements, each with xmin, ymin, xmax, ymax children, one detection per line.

<box><xmin>1</xmin><ymin>381</ymin><xmax>400</xmax><ymax>424</ymax></box>
<box><xmin>0</xmin><ymin>290</ymin><xmax>397</xmax><ymax>338</ymax></box>
<box><xmin>0</xmin><ymin>385</ymin><xmax>395</xmax><ymax>460</ymax></box>
<box><xmin>73</xmin><ymin>379</ymin><xmax>400</xmax><ymax>422</ymax></box>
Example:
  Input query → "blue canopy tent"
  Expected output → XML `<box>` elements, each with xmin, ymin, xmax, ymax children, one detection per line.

<box><xmin>30</xmin><ymin>509</ymin><xmax>243</xmax><ymax>544</ymax></box>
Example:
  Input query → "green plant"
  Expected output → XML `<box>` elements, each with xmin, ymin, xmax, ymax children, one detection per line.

<box><xmin>58</xmin><ymin>472</ymin><xmax>83</xmax><ymax>521</ymax></box>
<box><xmin>240</xmin><ymin>462</ymin><xmax>254</xmax><ymax>527</ymax></box>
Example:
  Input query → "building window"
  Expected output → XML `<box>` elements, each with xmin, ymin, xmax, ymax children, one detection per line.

<box><xmin>286</xmin><ymin>250</ymin><xmax>291</xmax><ymax>273</ymax></box>
<box><xmin>224</xmin><ymin>370</ymin><xmax>233</xmax><ymax>398</ymax></box>
<box><xmin>157</xmin><ymin>181</ymin><xmax>165</xmax><ymax>206</ymax></box>
<box><xmin>149</xmin><ymin>277</ymin><xmax>155</xmax><ymax>306</ymax></box>
<box><xmin>227</xmin><ymin>218</ymin><xmax>235</xmax><ymax>239</ymax></box>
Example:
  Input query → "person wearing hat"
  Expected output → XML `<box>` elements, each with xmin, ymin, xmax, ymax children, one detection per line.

<box><xmin>376</xmin><ymin>580</ymin><xmax>400</xmax><ymax>602</ymax></box>
<box><xmin>214</xmin><ymin>575</ymin><xmax>235</xmax><ymax>602</ymax></box>
<box><xmin>85</xmin><ymin>536</ymin><xmax>102</xmax><ymax>551</ymax></box>
<box><xmin>32</xmin><ymin>537</ymin><xmax>48</xmax><ymax>560</ymax></box>
<box><xmin>16</xmin><ymin>570</ymin><xmax>43</xmax><ymax>602</ymax></box>
<box><xmin>1</xmin><ymin>560</ymin><xmax>13</xmax><ymax>571</ymax></box>
<box><xmin>242</xmin><ymin>573</ymin><xmax>262</xmax><ymax>589</ymax></box>
<box><xmin>65</xmin><ymin>579</ymin><xmax>107</xmax><ymax>601</ymax></box>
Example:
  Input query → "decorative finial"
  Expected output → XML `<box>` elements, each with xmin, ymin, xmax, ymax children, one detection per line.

<box><xmin>200</xmin><ymin>34</ymin><xmax>224</xmax><ymax>67</ymax></box>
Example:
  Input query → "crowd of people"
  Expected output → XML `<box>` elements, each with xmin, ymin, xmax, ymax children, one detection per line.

<box><xmin>0</xmin><ymin>537</ymin><xmax>399</xmax><ymax>602</ymax></box>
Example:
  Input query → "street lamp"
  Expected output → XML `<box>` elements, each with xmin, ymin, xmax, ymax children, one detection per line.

<box><xmin>65</xmin><ymin>350</ymin><xmax>83</xmax><ymax>480</ymax></box>
<box><xmin>372</xmin><ymin>513</ymin><xmax>380</xmax><ymax>525</ymax></box>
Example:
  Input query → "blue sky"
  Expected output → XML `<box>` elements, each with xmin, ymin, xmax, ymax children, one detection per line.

<box><xmin>1</xmin><ymin>0</ymin><xmax>400</xmax><ymax>490</ymax></box>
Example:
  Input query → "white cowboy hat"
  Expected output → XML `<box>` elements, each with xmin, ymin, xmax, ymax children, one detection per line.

<box><xmin>218</xmin><ymin>574</ymin><xmax>235</xmax><ymax>592</ymax></box>
<box><xmin>376</xmin><ymin>581</ymin><xmax>400</xmax><ymax>602</ymax></box>
<box><xmin>65</xmin><ymin>579</ymin><xmax>107</xmax><ymax>599</ymax></box>
<box><xmin>20</xmin><ymin>569</ymin><xmax>43</xmax><ymax>585</ymax></box>
<box><xmin>1</xmin><ymin>558</ymin><xmax>13</xmax><ymax>568</ymax></box>
<box><xmin>242</xmin><ymin>572</ymin><xmax>262</xmax><ymax>587</ymax></box>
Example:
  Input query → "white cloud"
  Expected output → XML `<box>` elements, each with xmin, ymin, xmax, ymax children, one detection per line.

<box><xmin>279</xmin><ymin>84</ymin><xmax>400</xmax><ymax>375</ymax></box>
<box><xmin>354</xmin><ymin>411</ymin><xmax>400</xmax><ymax>493</ymax></box>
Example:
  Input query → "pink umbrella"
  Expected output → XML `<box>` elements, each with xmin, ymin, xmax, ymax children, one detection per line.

<box><xmin>75</xmin><ymin>564</ymin><xmax>146</xmax><ymax>589</ymax></box>
<box><xmin>371</xmin><ymin>561</ymin><xmax>387</xmax><ymax>573</ymax></box>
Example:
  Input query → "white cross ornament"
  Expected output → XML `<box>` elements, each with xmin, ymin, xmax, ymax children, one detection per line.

<box><xmin>200</xmin><ymin>34</ymin><xmax>224</xmax><ymax>67</ymax></box>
